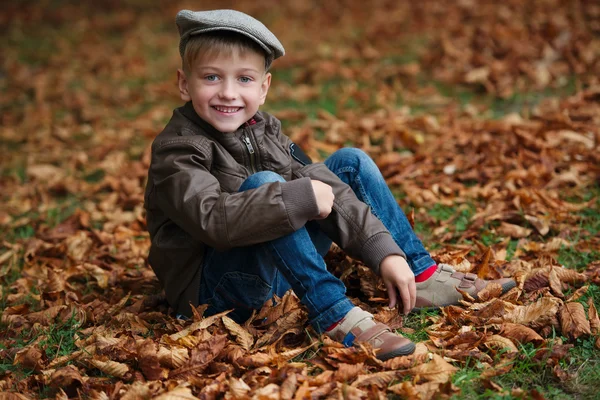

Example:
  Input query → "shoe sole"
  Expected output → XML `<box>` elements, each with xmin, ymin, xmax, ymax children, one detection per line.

<box><xmin>412</xmin><ymin>280</ymin><xmax>518</xmax><ymax>313</ymax></box>
<box><xmin>376</xmin><ymin>342</ymin><xmax>416</xmax><ymax>361</ymax></box>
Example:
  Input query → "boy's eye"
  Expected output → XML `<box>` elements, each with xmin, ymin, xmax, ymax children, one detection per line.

<box><xmin>239</xmin><ymin>76</ymin><xmax>252</xmax><ymax>83</ymax></box>
<box><xmin>205</xmin><ymin>75</ymin><xmax>218</xmax><ymax>82</ymax></box>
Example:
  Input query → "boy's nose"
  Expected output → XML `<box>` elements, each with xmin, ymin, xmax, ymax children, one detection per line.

<box><xmin>219</xmin><ymin>81</ymin><xmax>237</xmax><ymax>100</ymax></box>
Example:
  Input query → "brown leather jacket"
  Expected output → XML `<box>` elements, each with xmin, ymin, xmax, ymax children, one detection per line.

<box><xmin>144</xmin><ymin>102</ymin><xmax>405</xmax><ymax>316</ymax></box>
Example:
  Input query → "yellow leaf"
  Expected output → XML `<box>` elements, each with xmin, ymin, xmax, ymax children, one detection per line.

<box><xmin>560</xmin><ymin>302</ymin><xmax>591</xmax><ymax>340</ymax></box>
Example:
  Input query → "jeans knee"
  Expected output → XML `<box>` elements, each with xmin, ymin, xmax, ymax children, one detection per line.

<box><xmin>240</xmin><ymin>171</ymin><xmax>285</xmax><ymax>191</ymax></box>
<box><xmin>328</xmin><ymin>147</ymin><xmax>377</xmax><ymax>173</ymax></box>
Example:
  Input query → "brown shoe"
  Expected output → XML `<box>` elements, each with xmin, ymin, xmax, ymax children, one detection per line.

<box><xmin>327</xmin><ymin>307</ymin><xmax>415</xmax><ymax>361</ymax></box>
<box><xmin>414</xmin><ymin>264</ymin><xmax>516</xmax><ymax>309</ymax></box>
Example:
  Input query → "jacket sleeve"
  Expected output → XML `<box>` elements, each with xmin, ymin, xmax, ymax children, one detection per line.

<box><xmin>149</xmin><ymin>138</ymin><xmax>319</xmax><ymax>250</ymax></box>
<box><xmin>276</xmin><ymin>132</ymin><xmax>406</xmax><ymax>274</ymax></box>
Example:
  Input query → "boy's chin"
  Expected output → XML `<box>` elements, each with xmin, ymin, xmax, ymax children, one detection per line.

<box><xmin>211</xmin><ymin>121</ymin><xmax>243</xmax><ymax>133</ymax></box>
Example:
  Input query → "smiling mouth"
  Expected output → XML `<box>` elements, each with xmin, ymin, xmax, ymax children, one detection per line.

<box><xmin>212</xmin><ymin>106</ymin><xmax>243</xmax><ymax>113</ymax></box>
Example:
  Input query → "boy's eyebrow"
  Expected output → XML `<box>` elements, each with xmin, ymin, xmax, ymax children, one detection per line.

<box><xmin>196</xmin><ymin>66</ymin><xmax>263</xmax><ymax>74</ymax></box>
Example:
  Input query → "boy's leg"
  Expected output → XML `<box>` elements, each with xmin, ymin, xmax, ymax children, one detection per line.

<box><xmin>199</xmin><ymin>171</ymin><xmax>354</xmax><ymax>332</ymax></box>
<box><xmin>323</xmin><ymin>148</ymin><xmax>515</xmax><ymax>308</ymax></box>
<box><xmin>199</xmin><ymin>171</ymin><xmax>415</xmax><ymax>360</ymax></box>
<box><xmin>324</xmin><ymin>148</ymin><xmax>435</xmax><ymax>276</ymax></box>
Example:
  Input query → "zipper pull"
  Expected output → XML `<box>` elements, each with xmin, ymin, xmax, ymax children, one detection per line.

<box><xmin>243</xmin><ymin>135</ymin><xmax>255</xmax><ymax>154</ymax></box>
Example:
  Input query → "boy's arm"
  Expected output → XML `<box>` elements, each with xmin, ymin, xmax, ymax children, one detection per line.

<box><xmin>275</xmin><ymin>134</ymin><xmax>406</xmax><ymax>274</ymax></box>
<box><xmin>149</xmin><ymin>139</ymin><xmax>319</xmax><ymax>250</ymax></box>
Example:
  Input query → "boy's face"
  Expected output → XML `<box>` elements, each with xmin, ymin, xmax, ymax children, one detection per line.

<box><xmin>177</xmin><ymin>49</ymin><xmax>271</xmax><ymax>133</ymax></box>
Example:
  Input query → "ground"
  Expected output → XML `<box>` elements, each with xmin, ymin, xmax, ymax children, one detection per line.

<box><xmin>1</xmin><ymin>1</ymin><xmax>599</xmax><ymax>399</ymax></box>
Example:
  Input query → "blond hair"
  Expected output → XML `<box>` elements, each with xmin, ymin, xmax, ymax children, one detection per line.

<box><xmin>182</xmin><ymin>31</ymin><xmax>271</xmax><ymax>74</ymax></box>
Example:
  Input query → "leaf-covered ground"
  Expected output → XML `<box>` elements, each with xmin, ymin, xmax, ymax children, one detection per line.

<box><xmin>1</xmin><ymin>1</ymin><xmax>599</xmax><ymax>399</ymax></box>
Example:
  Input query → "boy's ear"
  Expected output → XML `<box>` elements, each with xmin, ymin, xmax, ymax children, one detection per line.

<box><xmin>177</xmin><ymin>69</ymin><xmax>192</xmax><ymax>102</ymax></box>
<box><xmin>259</xmin><ymin>72</ymin><xmax>272</xmax><ymax>105</ymax></box>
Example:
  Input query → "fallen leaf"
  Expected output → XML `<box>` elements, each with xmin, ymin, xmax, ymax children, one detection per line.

<box><xmin>560</xmin><ymin>302</ymin><xmax>591</xmax><ymax>339</ymax></box>
<box><xmin>88</xmin><ymin>359</ymin><xmax>129</xmax><ymax>378</ymax></box>
<box><xmin>501</xmin><ymin>323</ymin><xmax>545</xmax><ymax>346</ymax></box>
<box><xmin>222</xmin><ymin>316</ymin><xmax>254</xmax><ymax>351</ymax></box>
<box><xmin>408</xmin><ymin>354</ymin><xmax>458</xmax><ymax>384</ymax></box>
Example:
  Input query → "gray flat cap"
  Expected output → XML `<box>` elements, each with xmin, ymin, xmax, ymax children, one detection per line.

<box><xmin>176</xmin><ymin>9</ymin><xmax>285</xmax><ymax>61</ymax></box>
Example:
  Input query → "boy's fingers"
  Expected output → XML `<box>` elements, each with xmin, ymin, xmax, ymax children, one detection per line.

<box><xmin>385</xmin><ymin>282</ymin><xmax>397</xmax><ymax>309</ymax></box>
<box><xmin>399</xmin><ymin>283</ymin><xmax>412</xmax><ymax>315</ymax></box>
<box><xmin>409</xmin><ymin>281</ymin><xmax>416</xmax><ymax>311</ymax></box>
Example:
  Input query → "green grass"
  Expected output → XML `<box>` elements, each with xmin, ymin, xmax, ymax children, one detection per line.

<box><xmin>401</xmin><ymin>308</ymin><xmax>439</xmax><ymax>343</ymax></box>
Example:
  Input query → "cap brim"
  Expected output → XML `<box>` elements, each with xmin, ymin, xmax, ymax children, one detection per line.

<box><xmin>185</xmin><ymin>27</ymin><xmax>274</xmax><ymax>56</ymax></box>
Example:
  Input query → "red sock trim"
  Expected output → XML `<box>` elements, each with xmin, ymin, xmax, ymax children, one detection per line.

<box><xmin>325</xmin><ymin>318</ymin><xmax>343</xmax><ymax>332</ymax></box>
<box><xmin>415</xmin><ymin>264</ymin><xmax>437</xmax><ymax>282</ymax></box>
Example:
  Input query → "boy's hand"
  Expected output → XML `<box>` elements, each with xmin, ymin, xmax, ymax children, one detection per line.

<box><xmin>380</xmin><ymin>255</ymin><xmax>416</xmax><ymax>315</ymax></box>
<box><xmin>310</xmin><ymin>180</ymin><xmax>334</xmax><ymax>219</ymax></box>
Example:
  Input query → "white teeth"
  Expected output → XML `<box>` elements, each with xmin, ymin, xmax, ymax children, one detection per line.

<box><xmin>214</xmin><ymin>106</ymin><xmax>241</xmax><ymax>113</ymax></box>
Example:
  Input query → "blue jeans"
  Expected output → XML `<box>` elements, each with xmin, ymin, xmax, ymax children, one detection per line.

<box><xmin>198</xmin><ymin>148</ymin><xmax>435</xmax><ymax>333</ymax></box>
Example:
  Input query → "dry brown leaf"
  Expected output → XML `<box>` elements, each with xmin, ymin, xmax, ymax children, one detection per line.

<box><xmin>588</xmin><ymin>298</ymin><xmax>600</xmax><ymax>335</ymax></box>
<box><xmin>351</xmin><ymin>370</ymin><xmax>398</xmax><ymax>388</ymax></box>
<box><xmin>548</xmin><ymin>267</ymin><xmax>564</xmax><ymax>298</ymax></box>
<box><xmin>501</xmin><ymin>323</ymin><xmax>545</xmax><ymax>346</ymax></box>
<box><xmin>13</xmin><ymin>346</ymin><xmax>45</xmax><ymax>371</ymax></box>
<box><xmin>476</xmin><ymin>283</ymin><xmax>503</xmax><ymax>302</ymax></box>
<box><xmin>252</xmin><ymin>383</ymin><xmax>280</xmax><ymax>399</ymax></box>
<box><xmin>226</xmin><ymin>377</ymin><xmax>251</xmax><ymax>399</ymax></box>
<box><xmin>222</xmin><ymin>316</ymin><xmax>254</xmax><ymax>351</ymax></box>
<box><xmin>334</xmin><ymin>362</ymin><xmax>365</xmax><ymax>382</ymax></box>
<box><xmin>153</xmin><ymin>387</ymin><xmax>199</xmax><ymax>400</ymax></box>
<box><xmin>48</xmin><ymin>365</ymin><xmax>85</xmax><ymax>390</ymax></box>
<box><xmin>484</xmin><ymin>335</ymin><xmax>518</xmax><ymax>354</ymax></box>
<box><xmin>560</xmin><ymin>302</ymin><xmax>592</xmax><ymax>340</ymax></box>
<box><xmin>137</xmin><ymin>339</ymin><xmax>168</xmax><ymax>380</ymax></box>
<box><xmin>279</xmin><ymin>373</ymin><xmax>298</xmax><ymax>400</ymax></box>
<box><xmin>388</xmin><ymin>381</ymin><xmax>421</xmax><ymax>398</ymax></box>
<box><xmin>120</xmin><ymin>382</ymin><xmax>152</xmax><ymax>400</ymax></box>
<box><xmin>88</xmin><ymin>359</ymin><xmax>129</xmax><ymax>378</ymax></box>
<box><xmin>504</xmin><ymin>296</ymin><xmax>562</xmax><ymax>326</ymax></box>
<box><xmin>498</xmin><ymin>222</ymin><xmax>532</xmax><ymax>239</ymax></box>
<box><xmin>566</xmin><ymin>285</ymin><xmax>589</xmax><ymax>302</ymax></box>
<box><xmin>408</xmin><ymin>354</ymin><xmax>458</xmax><ymax>384</ymax></box>
<box><xmin>169</xmin><ymin>334</ymin><xmax>227</xmax><ymax>378</ymax></box>
<box><xmin>157</xmin><ymin>345</ymin><xmax>189</xmax><ymax>369</ymax></box>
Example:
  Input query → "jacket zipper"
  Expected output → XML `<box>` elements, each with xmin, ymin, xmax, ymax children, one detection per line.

<box><xmin>242</xmin><ymin>134</ymin><xmax>257</xmax><ymax>174</ymax></box>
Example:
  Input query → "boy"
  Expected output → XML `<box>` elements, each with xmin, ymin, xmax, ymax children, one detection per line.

<box><xmin>144</xmin><ymin>9</ymin><xmax>515</xmax><ymax>360</ymax></box>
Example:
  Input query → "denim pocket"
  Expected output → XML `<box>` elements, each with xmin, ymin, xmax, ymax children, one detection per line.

<box><xmin>202</xmin><ymin>272</ymin><xmax>272</xmax><ymax>323</ymax></box>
